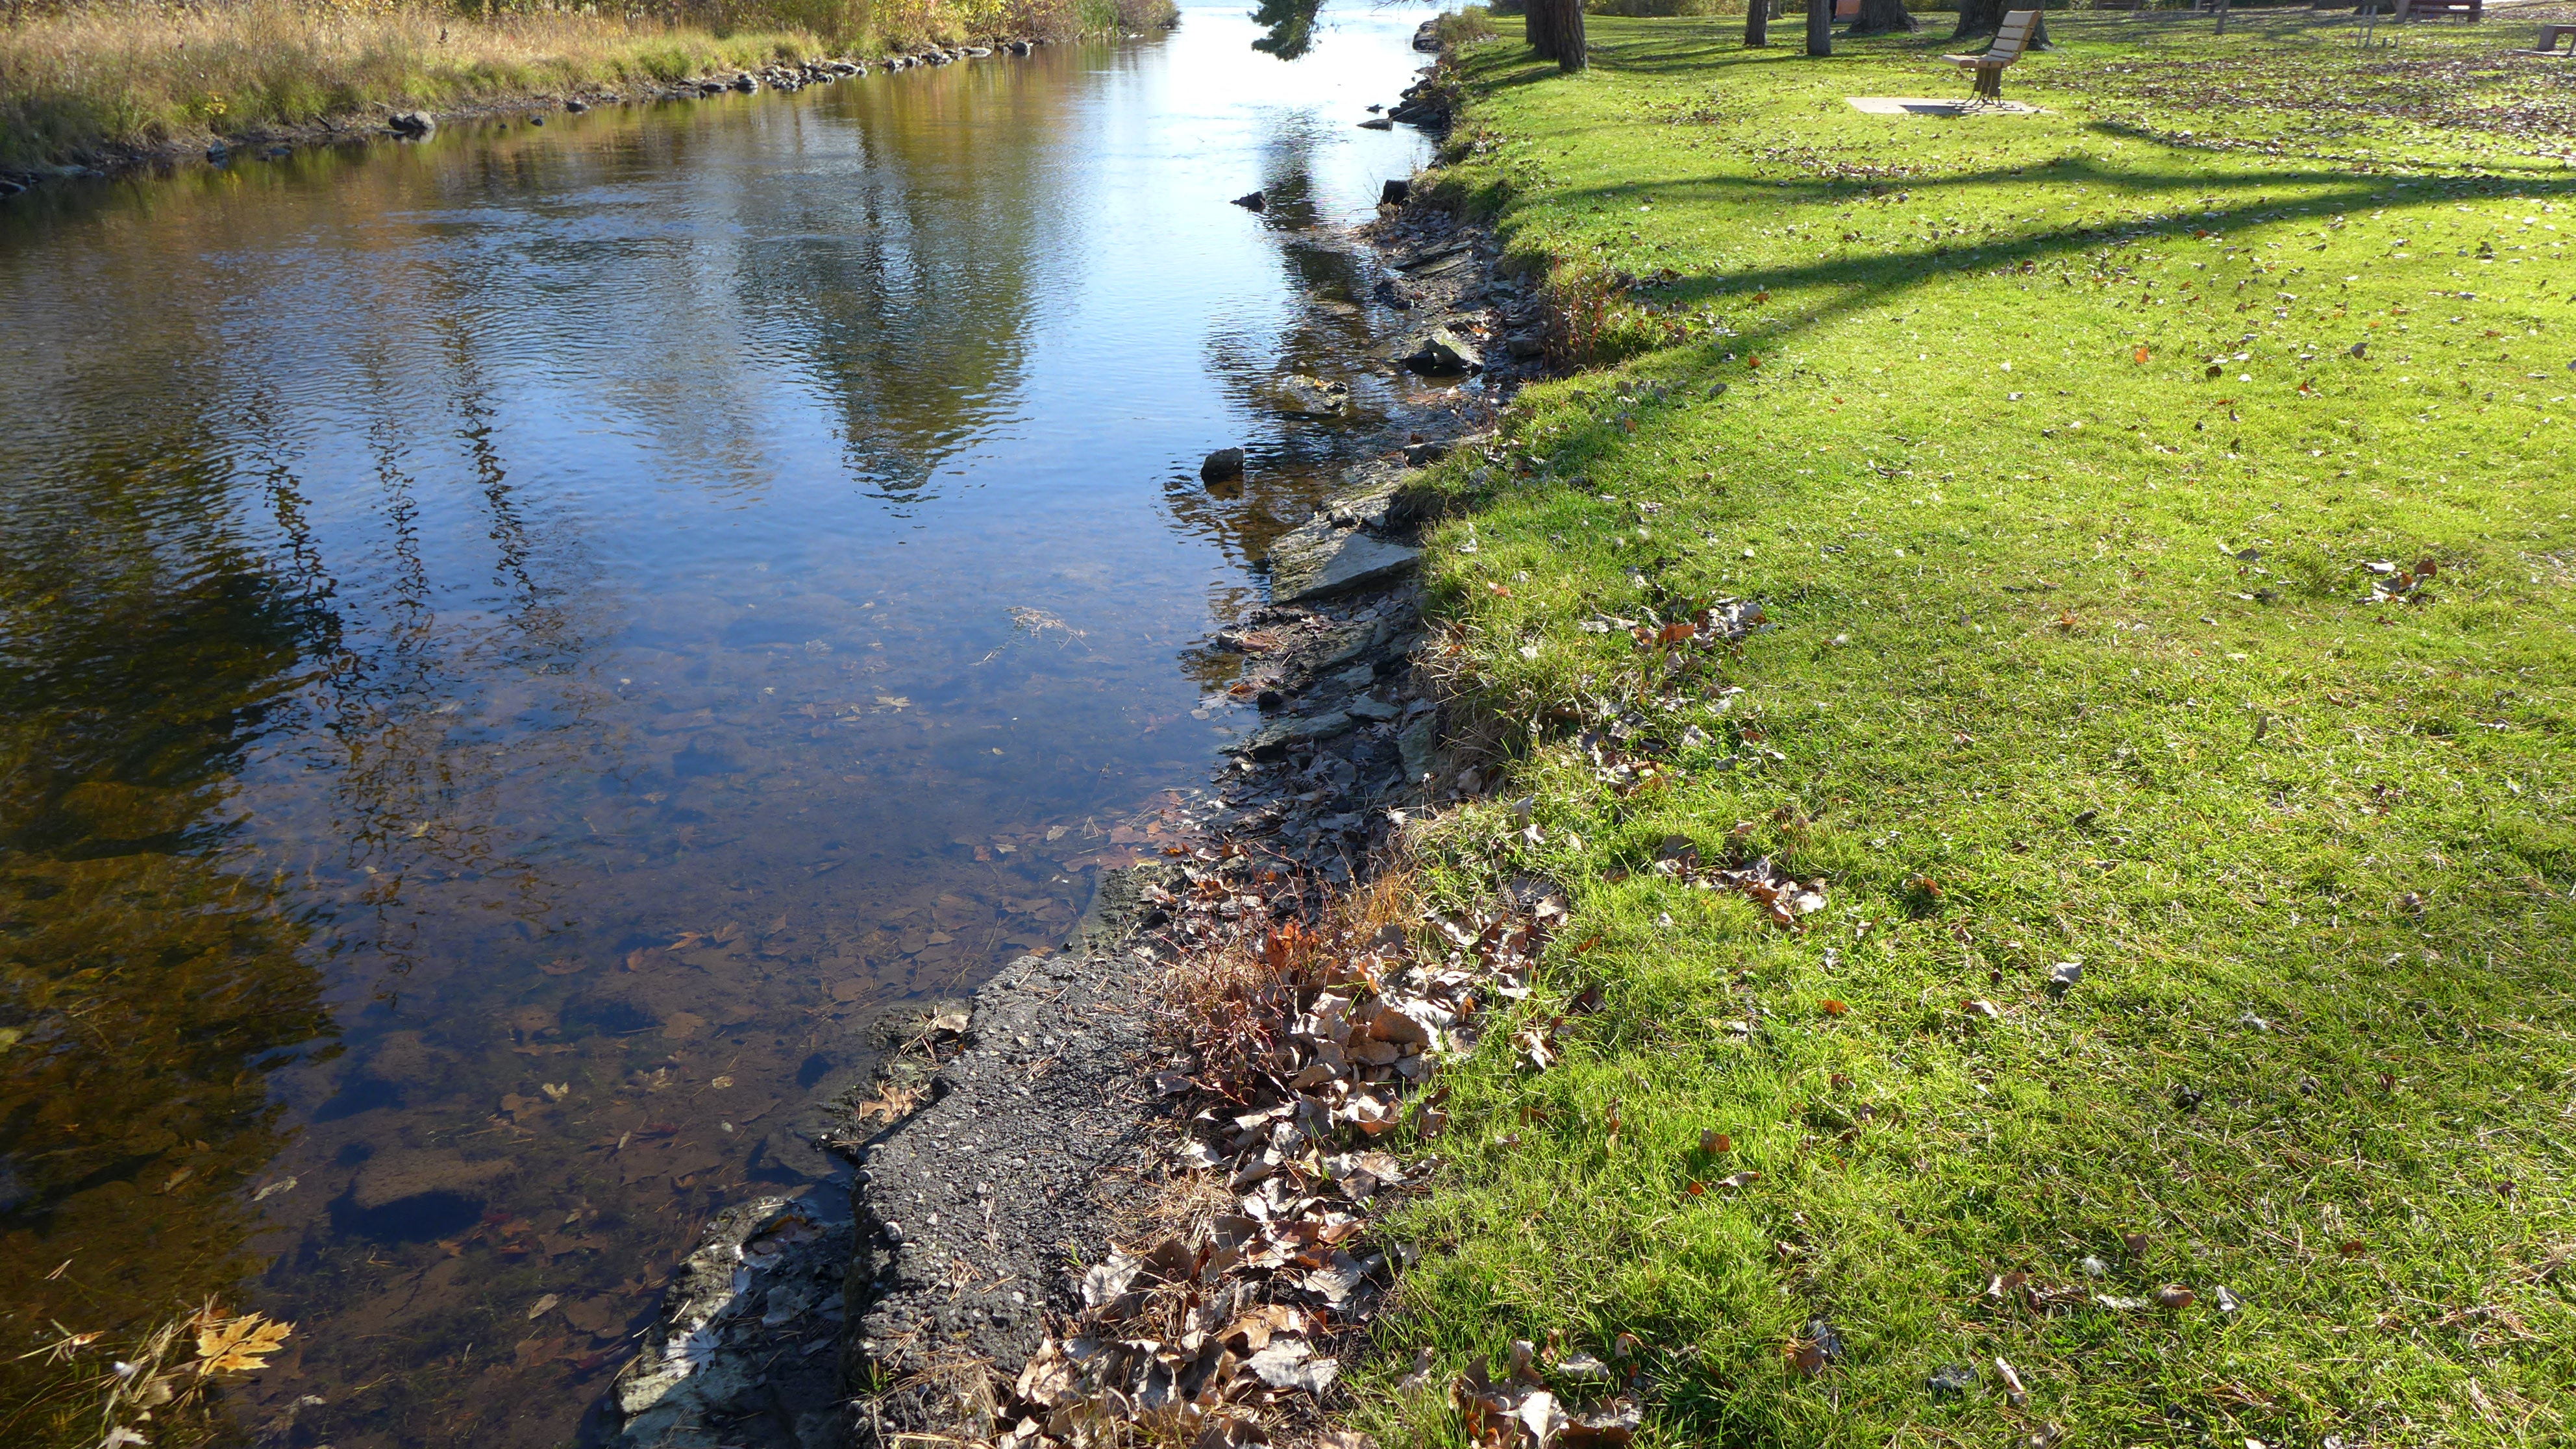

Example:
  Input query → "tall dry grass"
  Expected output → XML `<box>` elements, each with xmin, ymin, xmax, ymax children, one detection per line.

<box><xmin>0</xmin><ymin>2</ymin><xmax>810</xmax><ymax>167</ymax></box>
<box><xmin>0</xmin><ymin>0</ymin><xmax>1169</xmax><ymax>171</ymax></box>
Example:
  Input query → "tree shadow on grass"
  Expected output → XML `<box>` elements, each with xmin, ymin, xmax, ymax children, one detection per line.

<box><xmin>1513</xmin><ymin>158</ymin><xmax>2575</xmax><ymax>478</ymax></box>
<box><xmin>1539</xmin><ymin>156</ymin><xmax>2573</xmax><ymax>317</ymax></box>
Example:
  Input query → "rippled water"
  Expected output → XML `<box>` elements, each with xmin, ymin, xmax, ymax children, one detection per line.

<box><xmin>0</xmin><ymin>6</ymin><xmax>1443</xmax><ymax>1443</ymax></box>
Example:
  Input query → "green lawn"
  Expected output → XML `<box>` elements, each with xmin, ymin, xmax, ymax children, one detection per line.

<box><xmin>1367</xmin><ymin>11</ymin><xmax>2576</xmax><ymax>1446</ymax></box>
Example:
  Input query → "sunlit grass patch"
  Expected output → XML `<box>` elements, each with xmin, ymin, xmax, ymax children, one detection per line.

<box><xmin>1361</xmin><ymin>13</ymin><xmax>2576</xmax><ymax>1448</ymax></box>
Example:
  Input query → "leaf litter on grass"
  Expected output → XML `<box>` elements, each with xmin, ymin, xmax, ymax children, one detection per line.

<box><xmin>964</xmin><ymin>839</ymin><xmax>1691</xmax><ymax>1449</ymax></box>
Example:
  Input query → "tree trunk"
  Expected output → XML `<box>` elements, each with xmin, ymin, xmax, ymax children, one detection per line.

<box><xmin>1746</xmin><ymin>0</ymin><xmax>1770</xmax><ymax>46</ymax></box>
<box><xmin>1848</xmin><ymin>0</ymin><xmax>1922</xmax><ymax>34</ymax></box>
<box><xmin>1536</xmin><ymin>0</ymin><xmax>1585</xmax><ymax>69</ymax></box>
<box><xmin>1952</xmin><ymin>0</ymin><xmax>2050</xmax><ymax>43</ymax></box>
<box><xmin>1528</xmin><ymin>0</ymin><xmax>1558</xmax><ymax>60</ymax></box>
<box><xmin>1806</xmin><ymin>0</ymin><xmax>1833</xmax><ymax>52</ymax></box>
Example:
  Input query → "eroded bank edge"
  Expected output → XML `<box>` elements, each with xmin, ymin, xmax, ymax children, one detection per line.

<box><xmin>601</xmin><ymin>34</ymin><xmax>1550</xmax><ymax>1449</ymax></box>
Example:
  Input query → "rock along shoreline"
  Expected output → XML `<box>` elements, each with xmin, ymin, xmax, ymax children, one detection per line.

<box><xmin>601</xmin><ymin>32</ymin><xmax>1551</xmax><ymax>1449</ymax></box>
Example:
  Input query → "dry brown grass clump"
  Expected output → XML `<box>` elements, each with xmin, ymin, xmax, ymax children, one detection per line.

<box><xmin>1156</xmin><ymin>863</ymin><xmax>1420</xmax><ymax>1106</ymax></box>
<box><xmin>0</xmin><ymin>0</ymin><xmax>1172</xmax><ymax>170</ymax></box>
<box><xmin>0</xmin><ymin>1</ymin><xmax>823</xmax><ymax>167</ymax></box>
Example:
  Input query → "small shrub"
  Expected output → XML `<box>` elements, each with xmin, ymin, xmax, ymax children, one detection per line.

<box><xmin>1436</xmin><ymin>5</ymin><xmax>1500</xmax><ymax>45</ymax></box>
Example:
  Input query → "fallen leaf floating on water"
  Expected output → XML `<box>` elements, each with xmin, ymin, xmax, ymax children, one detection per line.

<box><xmin>526</xmin><ymin>1293</ymin><xmax>560</xmax><ymax>1321</ymax></box>
<box><xmin>195</xmin><ymin>1309</ymin><xmax>291</xmax><ymax>1376</ymax></box>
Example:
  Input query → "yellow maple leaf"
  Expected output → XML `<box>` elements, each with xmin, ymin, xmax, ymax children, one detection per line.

<box><xmin>194</xmin><ymin>1311</ymin><xmax>291</xmax><ymax>1376</ymax></box>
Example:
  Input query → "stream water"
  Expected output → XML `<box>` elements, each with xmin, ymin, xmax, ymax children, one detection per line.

<box><xmin>0</xmin><ymin>6</ymin><xmax>1443</xmax><ymax>1443</ymax></box>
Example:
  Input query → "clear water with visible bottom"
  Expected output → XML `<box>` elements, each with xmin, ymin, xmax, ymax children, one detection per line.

<box><xmin>0</xmin><ymin>5</ymin><xmax>1441</xmax><ymax>1442</ymax></box>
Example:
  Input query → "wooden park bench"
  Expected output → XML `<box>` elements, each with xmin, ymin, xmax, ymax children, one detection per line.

<box><xmin>2396</xmin><ymin>0</ymin><xmax>2480</xmax><ymax>20</ymax></box>
<box><xmin>1945</xmin><ymin>8</ymin><xmax>2039</xmax><ymax>101</ymax></box>
<box><xmin>2531</xmin><ymin>22</ymin><xmax>2576</xmax><ymax>52</ymax></box>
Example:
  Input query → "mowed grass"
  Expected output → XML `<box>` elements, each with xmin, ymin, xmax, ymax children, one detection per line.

<box><xmin>1365</xmin><ymin>12</ymin><xmax>2576</xmax><ymax>1448</ymax></box>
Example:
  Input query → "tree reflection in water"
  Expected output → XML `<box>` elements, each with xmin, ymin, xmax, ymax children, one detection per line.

<box><xmin>0</xmin><ymin>5</ymin><xmax>1443</xmax><ymax>1444</ymax></box>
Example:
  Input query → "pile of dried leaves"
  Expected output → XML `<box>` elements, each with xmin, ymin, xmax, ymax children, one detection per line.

<box><xmin>971</xmin><ymin>848</ymin><xmax>1646</xmax><ymax>1449</ymax></box>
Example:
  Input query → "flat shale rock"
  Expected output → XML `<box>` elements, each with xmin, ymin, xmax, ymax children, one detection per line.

<box><xmin>841</xmin><ymin>870</ymin><xmax>1174</xmax><ymax>1447</ymax></box>
<box><xmin>608</xmin><ymin>1196</ymin><xmax>852</xmax><ymax>1448</ymax></box>
<box><xmin>1267</xmin><ymin>526</ymin><xmax>1420</xmax><ymax>604</ymax></box>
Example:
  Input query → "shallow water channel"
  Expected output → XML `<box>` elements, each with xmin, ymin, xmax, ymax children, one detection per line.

<box><xmin>0</xmin><ymin>6</ymin><xmax>1444</xmax><ymax>1443</ymax></box>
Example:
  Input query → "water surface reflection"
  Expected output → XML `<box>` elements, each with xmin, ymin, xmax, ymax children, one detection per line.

<box><xmin>0</xmin><ymin>4</ymin><xmax>1441</xmax><ymax>1443</ymax></box>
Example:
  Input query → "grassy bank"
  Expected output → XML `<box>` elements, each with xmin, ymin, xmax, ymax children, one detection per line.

<box><xmin>0</xmin><ymin>0</ymin><xmax>1169</xmax><ymax>172</ymax></box>
<box><xmin>1369</xmin><ymin>11</ymin><xmax>2576</xmax><ymax>1446</ymax></box>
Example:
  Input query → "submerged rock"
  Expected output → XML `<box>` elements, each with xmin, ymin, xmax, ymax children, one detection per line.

<box><xmin>1398</xmin><ymin>325</ymin><xmax>1482</xmax><ymax>376</ymax></box>
<box><xmin>1269</xmin><ymin>374</ymin><xmax>1352</xmax><ymax>417</ymax></box>
<box><xmin>1201</xmin><ymin>447</ymin><xmax>1246</xmax><ymax>482</ymax></box>
<box><xmin>350</xmin><ymin>1150</ymin><xmax>515</xmax><ymax>1213</ymax></box>
<box><xmin>1232</xmin><ymin>190</ymin><xmax>1265</xmax><ymax>212</ymax></box>
<box><xmin>610</xmin><ymin>1197</ymin><xmax>849</xmax><ymax>1448</ymax></box>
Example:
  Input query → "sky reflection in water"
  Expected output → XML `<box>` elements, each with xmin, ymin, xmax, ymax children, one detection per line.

<box><xmin>0</xmin><ymin>5</ymin><xmax>1437</xmax><ymax>1443</ymax></box>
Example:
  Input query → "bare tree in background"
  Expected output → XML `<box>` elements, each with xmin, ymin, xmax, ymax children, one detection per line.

<box><xmin>1848</xmin><ymin>0</ymin><xmax>1922</xmax><ymax>35</ymax></box>
<box><xmin>1954</xmin><ymin>0</ymin><xmax>2048</xmax><ymax>43</ymax></box>
<box><xmin>1526</xmin><ymin>0</ymin><xmax>1587</xmax><ymax>70</ymax></box>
